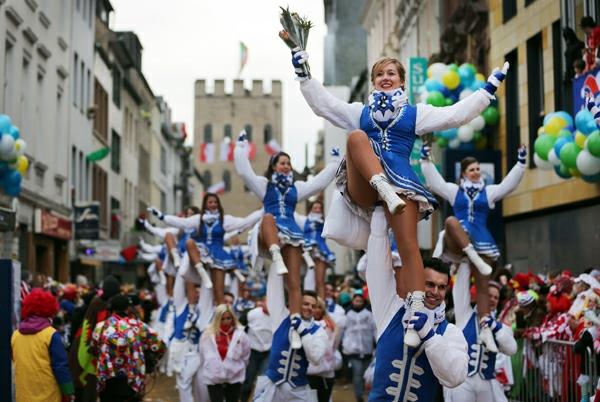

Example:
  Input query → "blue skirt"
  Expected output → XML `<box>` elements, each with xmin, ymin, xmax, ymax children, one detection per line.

<box><xmin>275</xmin><ymin>215</ymin><xmax>305</xmax><ymax>247</ymax></box>
<box><xmin>460</xmin><ymin>220</ymin><xmax>500</xmax><ymax>260</ymax></box>
<box><xmin>305</xmin><ymin>237</ymin><xmax>336</xmax><ymax>267</ymax></box>
<box><xmin>194</xmin><ymin>241</ymin><xmax>236</xmax><ymax>270</ymax></box>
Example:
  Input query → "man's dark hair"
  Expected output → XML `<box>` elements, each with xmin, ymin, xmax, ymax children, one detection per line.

<box><xmin>581</xmin><ymin>16</ymin><xmax>596</xmax><ymax>29</ymax></box>
<box><xmin>302</xmin><ymin>290</ymin><xmax>318</xmax><ymax>300</ymax></box>
<box><xmin>423</xmin><ymin>258</ymin><xmax>450</xmax><ymax>280</ymax></box>
<box><xmin>110</xmin><ymin>294</ymin><xmax>131</xmax><ymax>315</ymax></box>
<box><xmin>224</xmin><ymin>291</ymin><xmax>235</xmax><ymax>300</ymax></box>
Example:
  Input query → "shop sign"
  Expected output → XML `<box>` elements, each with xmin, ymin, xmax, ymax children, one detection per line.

<box><xmin>34</xmin><ymin>209</ymin><xmax>72</xmax><ymax>240</ymax></box>
<box><xmin>409</xmin><ymin>57</ymin><xmax>428</xmax><ymax>104</ymax></box>
<box><xmin>74</xmin><ymin>202</ymin><xmax>100</xmax><ymax>240</ymax></box>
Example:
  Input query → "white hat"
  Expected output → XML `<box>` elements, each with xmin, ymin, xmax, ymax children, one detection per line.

<box><xmin>574</xmin><ymin>273</ymin><xmax>600</xmax><ymax>290</ymax></box>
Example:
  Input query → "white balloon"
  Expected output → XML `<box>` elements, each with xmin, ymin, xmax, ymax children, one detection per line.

<box><xmin>459</xmin><ymin>89</ymin><xmax>474</xmax><ymax>100</ymax></box>
<box><xmin>429</xmin><ymin>63</ymin><xmax>449</xmax><ymax>81</ymax></box>
<box><xmin>0</xmin><ymin>134</ymin><xmax>14</xmax><ymax>154</ymax></box>
<box><xmin>576</xmin><ymin>149</ymin><xmax>600</xmax><ymax>175</ymax></box>
<box><xmin>547</xmin><ymin>149</ymin><xmax>561</xmax><ymax>166</ymax></box>
<box><xmin>468</xmin><ymin>115</ymin><xmax>486</xmax><ymax>131</ymax></box>
<box><xmin>533</xmin><ymin>153</ymin><xmax>554</xmax><ymax>170</ymax></box>
<box><xmin>449</xmin><ymin>138</ymin><xmax>461</xmax><ymax>149</ymax></box>
<box><xmin>457</xmin><ymin>125</ymin><xmax>474</xmax><ymax>142</ymax></box>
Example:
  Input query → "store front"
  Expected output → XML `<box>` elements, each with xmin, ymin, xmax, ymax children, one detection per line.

<box><xmin>31</xmin><ymin>209</ymin><xmax>72</xmax><ymax>282</ymax></box>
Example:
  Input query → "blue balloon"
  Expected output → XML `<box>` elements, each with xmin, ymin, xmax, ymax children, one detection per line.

<box><xmin>9</xmin><ymin>126</ymin><xmax>19</xmax><ymax>140</ymax></box>
<box><xmin>575</xmin><ymin>109</ymin><xmax>594</xmax><ymax>133</ymax></box>
<box><xmin>3</xmin><ymin>182</ymin><xmax>21</xmax><ymax>197</ymax></box>
<box><xmin>584</xmin><ymin>119</ymin><xmax>599</xmax><ymax>135</ymax></box>
<box><xmin>553</xmin><ymin>136</ymin><xmax>572</xmax><ymax>158</ymax></box>
<box><xmin>5</xmin><ymin>170</ymin><xmax>21</xmax><ymax>187</ymax></box>
<box><xmin>554</xmin><ymin>164</ymin><xmax>572</xmax><ymax>179</ymax></box>
<box><xmin>554</xmin><ymin>111</ymin><xmax>574</xmax><ymax>128</ymax></box>
<box><xmin>458</xmin><ymin>66</ymin><xmax>475</xmax><ymax>86</ymax></box>
<box><xmin>424</xmin><ymin>79</ymin><xmax>444</xmax><ymax>92</ymax></box>
<box><xmin>440</xmin><ymin>128</ymin><xmax>458</xmax><ymax>140</ymax></box>
<box><xmin>440</xmin><ymin>87</ymin><xmax>451</xmax><ymax>97</ymax></box>
<box><xmin>0</xmin><ymin>115</ymin><xmax>11</xmax><ymax>134</ymax></box>
<box><xmin>582</xmin><ymin>172</ymin><xmax>600</xmax><ymax>183</ymax></box>
<box><xmin>470</xmin><ymin>79</ymin><xmax>485</xmax><ymax>91</ymax></box>
<box><xmin>449</xmin><ymin>93</ymin><xmax>459</xmax><ymax>103</ymax></box>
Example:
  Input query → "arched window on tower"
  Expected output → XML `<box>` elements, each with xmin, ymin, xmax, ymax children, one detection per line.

<box><xmin>224</xmin><ymin>124</ymin><xmax>232</xmax><ymax>139</ymax></box>
<box><xmin>263</xmin><ymin>124</ymin><xmax>273</xmax><ymax>144</ymax></box>
<box><xmin>244</xmin><ymin>124</ymin><xmax>252</xmax><ymax>142</ymax></box>
<box><xmin>203</xmin><ymin>170</ymin><xmax>212</xmax><ymax>188</ymax></box>
<box><xmin>223</xmin><ymin>170</ymin><xmax>231</xmax><ymax>191</ymax></box>
<box><xmin>203</xmin><ymin>124</ymin><xmax>213</xmax><ymax>143</ymax></box>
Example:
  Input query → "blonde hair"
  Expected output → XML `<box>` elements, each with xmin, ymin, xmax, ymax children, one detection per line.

<box><xmin>315</xmin><ymin>296</ymin><xmax>336</xmax><ymax>332</ymax></box>
<box><xmin>206</xmin><ymin>304</ymin><xmax>241</xmax><ymax>335</ymax></box>
<box><xmin>370</xmin><ymin>57</ymin><xmax>406</xmax><ymax>87</ymax></box>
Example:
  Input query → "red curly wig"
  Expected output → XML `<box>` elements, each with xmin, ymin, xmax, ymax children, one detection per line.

<box><xmin>21</xmin><ymin>288</ymin><xmax>59</xmax><ymax>319</ymax></box>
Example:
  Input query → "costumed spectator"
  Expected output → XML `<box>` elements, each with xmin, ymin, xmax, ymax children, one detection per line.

<box><xmin>581</xmin><ymin>16</ymin><xmax>600</xmax><ymax>71</ymax></box>
<box><xmin>12</xmin><ymin>288</ymin><xmax>75</xmax><ymax>402</ymax></box>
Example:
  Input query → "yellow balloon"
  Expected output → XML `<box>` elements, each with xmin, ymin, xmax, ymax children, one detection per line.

<box><xmin>442</xmin><ymin>70</ymin><xmax>460</xmax><ymax>90</ymax></box>
<box><xmin>544</xmin><ymin>116</ymin><xmax>566</xmax><ymax>136</ymax></box>
<box><xmin>575</xmin><ymin>131</ymin><xmax>587</xmax><ymax>149</ymax></box>
<box><xmin>475</xmin><ymin>73</ymin><xmax>486</xmax><ymax>81</ymax></box>
<box><xmin>16</xmin><ymin>155</ymin><xmax>28</xmax><ymax>174</ymax></box>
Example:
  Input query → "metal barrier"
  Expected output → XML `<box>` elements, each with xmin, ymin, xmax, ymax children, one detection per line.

<box><xmin>510</xmin><ymin>338</ymin><xmax>598</xmax><ymax>402</ymax></box>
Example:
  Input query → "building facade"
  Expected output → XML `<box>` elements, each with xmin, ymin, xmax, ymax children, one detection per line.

<box><xmin>193</xmin><ymin>79</ymin><xmax>282</xmax><ymax>218</ymax></box>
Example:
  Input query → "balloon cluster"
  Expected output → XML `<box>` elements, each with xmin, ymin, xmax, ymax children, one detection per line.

<box><xmin>421</xmin><ymin>62</ymin><xmax>499</xmax><ymax>150</ymax></box>
<box><xmin>533</xmin><ymin>110</ymin><xmax>600</xmax><ymax>182</ymax></box>
<box><xmin>0</xmin><ymin>115</ymin><xmax>28</xmax><ymax>196</ymax></box>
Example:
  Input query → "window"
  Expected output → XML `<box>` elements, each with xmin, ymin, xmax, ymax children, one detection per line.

<box><xmin>263</xmin><ymin>124</ymin><xmax>273</xmax><ymax>144</ymax></box>
<box><xmin>71</xmin><ymin>146</ymin><xmax>77</xmax><ymax>200</ymax></box>
<box><xmin>78</xmin><ymin>151</ymin><xmax>83</xmax><ymax>201</ymax></box>
<box><xmin>224</xmin><ymin>124</ymin><xmax>232</xmax><ymax>139</ymax></box>
<box><xmin>203</xmin><ymin>124</ymin><xmax>213</xmax><ymax>143</ymax></box>
<box><xmin>527</xmin><ymin>32</ymin><xmax>544</xmax><ymax>168</ymax></box>
<box><xmin>111</xmin><ymin>130</ymin><xmax>121</xmax><ymax>173</ymax></box>
<box><xmin>86</xmin><ymin>69</ymin><xmax>91</xmax><ymax>109</ymax></box>
<box><xmin>80</xmin><ymin>60</ymin><xmax>84</xmax><ymax>113</ymax></box>
<box><xmin>160</xmin><ymin>145</ymin><xmax>167</xmax><ymax>174</ymax></box>
<box><xmin>552</xmin><ymin>20</ymin><xmax>568</xmax><ymax>112</ymax></box>
<box><xmin>93</xmin><ymin>78</ymin><xmax>108</xmax><ymax>142</ymax></box>
<box><xmin>73</xmin><ymin>53</ymin><xmax>78</xmax><ymax>107</ymax></box>
<box><xmin>505</xmin><ymin>49</ymin><xmax>520</xmax><ymax>170</ymax></box>
<box><xmin>223</xmin><ymin>170</ymin><xmax>231</xmax><ymax>191</ymax></box>
<box><xmin>110</xmin><ymin>197</ymin><xmax>120</xmax><ymax>240</ymax></box>
<box><xmin>112</xmin><ymin>66</ymin><xmax>121</xmax><ymax>107</ymax></box>
<box><xmin>244</xmin><ymin>124</ymin><xmax>253</xmax><ymax>142</ymax></box>
<box><xmin>160</xmin><ymin>190</ymin><xmax>167</xmax><ymax>212</ymax></box>
<box><xmin>55</xmin><ymin>177</ymin><xmax>64</xmax><ymax>197</ymax></box>
<box><xmin>503</xmin><ymin>0</ymin><xmax>517</xmax><ymax>23</ymax></box>
<box><xmin>92</xmin><ymin>164</ymin><xmax>108</xmax><ymax>228</ymax></box>
<box><xmin>3</xmin><ymin>40</ymin><xmax>15</xmax><ymax>116</ymax></box>
<box><xmin>203</xmin><ymin>170</ymin><xmax>212</xmax><ymax>187</ymax></box>
<box><xmin>88</xmin><ymin>0</ymin><xmax>94</xmax><ymax>27</ymax></box>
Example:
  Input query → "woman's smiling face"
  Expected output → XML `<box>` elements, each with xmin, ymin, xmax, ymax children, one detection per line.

<box><xmin>373</xmin><ymin>61</ymin><xmax>403</xmax><ymax>92</ymax></box>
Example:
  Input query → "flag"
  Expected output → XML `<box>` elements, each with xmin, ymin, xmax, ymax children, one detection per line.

<box><xmin>239</xmin><ymin>41</ymin><xmax>248</xmax><ymax>76</ymax></box>
<box><xmin>86</xmin><ymin>147</ymin><xmax>110</xmax><ymax>162</ymax></box>
<box><xmin>200</xmin><ymin>143</ymin><xmax>215</xmax><ymax>163</ymax></box>
<box><xmin>248</xmin><ymin>141</ymin><xmax>257</xmax><ymax>161</ymax></box>
<box><xmin>207</xmin><ymin>181</ymin><xmax>226</xmax><ymax>194</ymax></box>
<box><xmin>264</xmin><ymin>138</ymin><xmax>282</xmax><ymax>156</ymax></box>
<box><xmin>219</xmin><ymin>139</ymin><xmax>235</xmax><ymax>162</ymax></box>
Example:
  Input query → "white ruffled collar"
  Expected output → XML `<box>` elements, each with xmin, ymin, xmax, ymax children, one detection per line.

<box><xmin>368</xmin><ymin>88</ymin><xmax>408</xmax><ymax>123</ymax></box>
<box><xmin>202</xmin><ymin>210</ymin><xmax>220</xmax><ymax>224</ymax></box>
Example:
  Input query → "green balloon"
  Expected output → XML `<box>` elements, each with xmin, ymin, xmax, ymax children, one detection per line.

<box><xmin>482</xmin><ymin>106</ymin><xmax>499</xmax><ymax>125</ymax></box>
<box><xmin>463</xmin><ymin>63</ymin><xmax>476</xmax><ymax>74</ymax></box>
<box><xmin>534</xmin><ymin>134</ymin><xmax>556</xmax><ymax>161</ymax></box>
<box><xmin>436</xmin><ymin>137</ymin><xmax>448</xmax><ymax>148</ymax></box>
<box><xmin>445</xmin><ymin>98</ymin><xmax>454</xmax><ymax>106</ymax></box>
<box><xmin>473</xmin><ymin>131</ymin><xmax>482</xmax><ymax>141</ymax></box>
<box><xmin>448</xmin><ymin>63</ymin><xmax>458</xmax><ymax>72</ymax></box>
<box><xmin>587</xmin><ymin>131</ymin><xmax>600</xmax><ymax>157</ymax></box>
<box><xmin>426</xmin><ymin>91</ymin><xmax>446</xmax><ymax>107</ymax></box>
<box><xmin>559</xmin><ymin>142</ymin><xmax>581</xmax><ymax>169</ymax></box>
<box><xmin>558</xmin><ymin>128</ymin><xmax>572</xmax><ymax>138</ymax></box>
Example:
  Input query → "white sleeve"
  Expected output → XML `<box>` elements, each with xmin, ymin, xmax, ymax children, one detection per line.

<box><xmin>163</xmin><ymin>214</ymin><xmax>201</xmax><ymax>231</ymax></box>
<box><xmin>234</xmin><ymin>141</ymin><xmax>268</xmax><ymax>199</ymax></box>
<box><xmin>140</xmin><ymin>239</ymin><xmax>164</xmax><ymax>254</ymax></box>
<box><xmin>294</xmin><ymin>213</ymin><xmax>307</xmax><ymax>230</ymax></box>
<box><xmin>453</xmin><ymin>262</ymin><xmax>474</xmax><ymax>330</ymax></box>
<box><xmin>423</xmin><ymin>323</ymin><xmax>468</xmax><ymax>388</ymax></box>
<box><xmin>299</xmin><ymin>79</ymin><xmax>363</xmax><ymax>131</ymax></box>
<box><xmin>415</xmin><ymin>90</ymin><xmax>492</xmax><ymax>136</ymax></box>
<box><xmin>302</xmin><ymin>326</ymin><xmax>329</xmax><ymax>366</ymax></box>
<box><xmin>173</xmin><ymin>272</ymin><xmax>188</xmax><ymax>315</ymax></box>
<box><xmin>295</xmin><ymin>157</ymin><xmax>341</xmax><ymax>201</ymax></box>
<box><xmin>365</xmin><ymin>208</ymin><xmax>403</xmax><ymax>339</ymax></box>
<box><xmin>420</xmin><ymin>160</ymin><xmax>459</xmax><ymax>205</ymax></box>
<box><xmin>144</xmin><ymin>220</ymin><xmax>179</xmax><ymax>239</ymax></box>
<box><xmin>266</xmin><ymin>257</ymin><xmax>289</xmax><ymax>332</ymax></box>
<box><xmin>485</xmin><ymin>163</ymin><xmax>525</xmax><ymax>208</ymax></box>
<box><xmin>495</xmin><ymin>325</ymin><xmax>518</xmax><ymax>356</ymax></box>
<box><xmin>147</xmin><ymin>263</ymin><xmax>160</xmax><ymax>284</ymax></box>
<box><xmin>139</xmin><ymin>252</ymin><xmax>158</xmax><ymax>261</ymax></box>
<box><xmin>223</xmin><ymin>209</ymin><xmax>264</xmax><ymax>233</ymax></box>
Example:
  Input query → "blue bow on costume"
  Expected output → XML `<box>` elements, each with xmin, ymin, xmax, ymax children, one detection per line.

<box><xmin>271</xmin><ymin>172</ymin><xmax>293</xmax><ymax>191</ymax></box>
<box><xmin>368</xmin><ymin>89</ymin><xmax>408</xmax><ymax>126</ymax></box>
<box><xmin>461</xmin><ymin>180</ymin><xmax>485</xmax><ymax>200</ymax></box>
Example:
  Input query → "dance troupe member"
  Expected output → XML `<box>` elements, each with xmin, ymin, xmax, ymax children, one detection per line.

<box><xmin>293</xmin><ymin>48</ymin><xmax>509</xmax><ymax>345</ymax></box>
<box><xmin>420</xmin><ymin>144</ymin><xmax>525</xmax><ymax>352</ymax></box>
<box><xmin>365</xmin><ymin>208</ymin><xmax>468</xmax><ymax>401</ymax></box>
<box><xmin>149</xmin><ymin>193</ymin><xmax>262</xmax><ymax>305</ymax></box>
<box><xmin>234</xmin><ymin>132</ymin><xmax>340</xmax><ymax>347</ymax></box>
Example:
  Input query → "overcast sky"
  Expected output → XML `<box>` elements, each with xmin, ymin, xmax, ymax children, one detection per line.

<box><xmin>111</xmin><ymin>0</ymin><xmax>326</xmax><ymax>169</ymax></box>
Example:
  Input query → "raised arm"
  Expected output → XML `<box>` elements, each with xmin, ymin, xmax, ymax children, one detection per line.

<box><xmin>163</xmin><ymin>214</ymin><xmax>201</xmax><ymax>231</ymax></box>
<box><xmin>452</xmin><ymin>262</ymin><xmax>474</xmax><ymax>329</ymax></box>
<box><xmin>143</xmin><ymin>219</ymin><xmax>179</xmax><ymax>239</ymax></box>
<box><xmin>233</xmin><ymin>134</ymin><xmax>268</xmax><ymax>199</ymax></box>
<box><xmin>420</xmin><ymin>145</ymin><xmax>459</xmax><ymax>204</ymax></box>
<box><xmin>223</xmin><ymin>209</ymin><xmax>264</xmax><ymax>233</ymax></box>
<box><xmin>266</xmin><ymin>253</ymin><xmax>288</xmax><ymax>331</ymax></box>
<box><xmin>486</xmin><ymin>146</ymin><xmax>526</xmax><ymax>207</ymax></box>
<box><xmin>139</xmin><ymin>238</ymin><xmax>164</xmax><ymax>254</ymax></box>
<box><xmin>295</xmin><ymin>150</ymin><xmax>342</xmax><ymax>201</ymax></box>
<box><xmin>196</xmin><ymin>275</ymin><xmax>215</xmax><ymax>331</ymax></box>
<box><xmin>424</xmin><ymin>323</ymin><xmax>468</xmax><ymax>388</ymax></box>
<box><xmin>365</xmin><ymin>207</ymin><xmax>403</xmax><ymax>338</ymax></box>
<box><xmin>173</xmin><ymin>272</ymin><xmax>188</xmax><ymax>316</ymax></box>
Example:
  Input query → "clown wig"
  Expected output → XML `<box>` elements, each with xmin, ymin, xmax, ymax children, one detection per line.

<box><xmin>21</xmin><ymin>288</ymin><xmax>59</xmax><ymax>320</ymax></box>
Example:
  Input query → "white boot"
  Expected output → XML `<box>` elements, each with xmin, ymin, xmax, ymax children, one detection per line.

<box><xmin>290</xmin><ymin>314</ymin><xmax>303</xmax><ymax>350</ymax></box>
<box><xmin>232</xmin><ymin>269</ymin><xmax>246</xmax><ymax>283</ymax></box>
<box><xmin>369</xmin><ymin>173</ymin><xmax>406</xmax><ymax>215</ymax></box>
<box><xmin>302</xmin><ymin>250</ymin><xmax>315</xmax><ymax>270</ymax></box>
<box><xmin>170</xmin><ymin>248</ymin><xmax>181</xmax><ymax>269</ymax></box>
<box><xmin>194</xmin><ymin>262</ymin><xmax>213</xmax><ymax>289</ymax></box>
<box><xmin>269</xmin><ymin>245</ymin><xmax>288</xmax><ymax>275</ymax></box>
<box><xmin>405</xmin><ymin>290</ymin><xmax>426</xmax><ymax>348</ymax></box>
<box><xmin>462</xmin><ymin>244</ymin><xmax>492</xmax><ymax>276</ymax></box>
<box><xmin>479</xmin><ymin>317</ymin><xmax>499</xmax><ymax>353</ymax></box>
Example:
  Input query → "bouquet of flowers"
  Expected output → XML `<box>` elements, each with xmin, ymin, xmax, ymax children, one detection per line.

<box><xmin>278</xmin><ymin>7</ymin><xmax>313</xmax><ymax>79</ymax></box>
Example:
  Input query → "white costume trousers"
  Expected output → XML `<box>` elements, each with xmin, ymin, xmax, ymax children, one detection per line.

<box><xmin>176</xmin><ymin>350</ymin><xmax>201</xmax><ymax>402</ymax></box>
<box><xmin>252</xmin><ymin>376</ymin><xmax>317</xmax><ymax>402</ymax></box>
<box><xmin>445</xmin><ymin>375</ymin><xmax>507</xmax><ymax>402</ymax></box>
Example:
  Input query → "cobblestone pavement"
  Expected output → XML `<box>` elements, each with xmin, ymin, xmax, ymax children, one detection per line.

<box><xmin>143</xmin><ymin>373</ymin><xmax>359</xmax><ymax>401</ymax></box>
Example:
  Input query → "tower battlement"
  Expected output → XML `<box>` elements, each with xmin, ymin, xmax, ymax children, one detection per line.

<box><xmin>195</xmin><ymin>79</ymin><xmax>282</xmax><ymax>97</ymax></box>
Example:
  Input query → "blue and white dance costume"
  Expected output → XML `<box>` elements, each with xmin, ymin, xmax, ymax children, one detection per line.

<box><xmin>421</xmin><ymin>158</ymin><xmax>525</xmax><ymax>263</ymax></box>
<box><xmin>365</xmin><ymin>208</ymin><xmax>468</xmax><ymax>401</ymax></box>
<box><xmin>445</xmin><ymin>262</ymin><xmax>517</xmax><ymax>402</ymax></box>
<box><xmin>252</xmin><ymin>250</ymin><xmax>329</xmax><ymax>402</ymax></box>
<box><xmin>299</xmin><ymin>77</ymin><xmax>497</xmax><ymax>221</ymax></box>
<box><xmin>299</xmin><ymin>212</ymin><xmax>336</xmax><ymax>267</ymax></box>
<box><xmin>143</xmin><ymin>220</ymin><xmax>181</xmax><ymax>276</ymax></box>
<box><xmin>162</xmin><ymin>209</ymin><xmax>263</xmax><ymax>271</ymax></box>
<box><xmin>234</xmin><ymin>138</ymin><xmax>340</xmax><ymax>271</ymax></box>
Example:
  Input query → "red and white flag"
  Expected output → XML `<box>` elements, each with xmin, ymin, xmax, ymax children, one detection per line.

<box><xmin>264</xmin><ymin>138</ymin><xmax>282</xmax><ymax>156</ymax></box>
<box><xmin>219</xmin><ymin>140</ymin><xmax>235</xmax><ymax>162</ymax></box>
<box><xmin>207</xmin><ymin>181</ymin><xmax>226</xmax><ymax>194</ymax></box>
<box><xmin>200</xmin><ymin>143</ymin><xmax>215</xmax><ymax>163</ymax></box>
<box><xmin>248</xmin><ymin>142</ymin><xmax>257</xmax><ymax>161</ymax></box>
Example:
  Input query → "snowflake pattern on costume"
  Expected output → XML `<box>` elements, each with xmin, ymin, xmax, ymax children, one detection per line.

<box><xmin>368</xmin><ymin>89</ymin><xmax>408</xmax><ymax>125</ymax></box>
